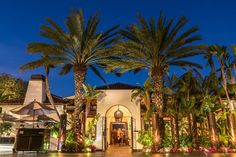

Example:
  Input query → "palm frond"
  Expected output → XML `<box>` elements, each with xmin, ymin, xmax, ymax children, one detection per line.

<box><xmin>89</xmin><ymin>65</ymin><xmax>107</xmax><ymax>84</ymax></box>
<box><xmin>59</xmin><ymin>64</ymin><xmax>73</xmax><ymax>75</ymax></box>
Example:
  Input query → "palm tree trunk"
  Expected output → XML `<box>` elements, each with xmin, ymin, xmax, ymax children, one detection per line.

<box><xmin>233</xmin><ymin>64</ymin><xmax>236</xmax><ymax>75</ymax></box>
<box><xmin>220</xmin><ymin>66</ymin><xmax>236</xmax><ymax>148</ymax></box>
<box><xmin>171</xmin><ymin>115</ymin><xmax>180</xmax><ymax>149</ymax></box>
<box><xmin>73</xmin><ymin>65</ymin><xmax>87</xmax><ymax>145</ymax></box>
<box><xmin>221</xmin><ymin>67</ymin><xmax>234</xmax><ymax>110</ymax></box>
<box><xmin>207</xmin><ymin>112</ymin><xmax>219</xmax><ymax>148</ymax></box>
<box><xmin>227</xmin><ymin>112</ymin><xmax>236</xmax><ymax>148</ymax></box>
<box><xmin>44</xmin><ymin>67</ymin><xmax>60</xmax><ymax>119</ymax></box>
<box><xmin>44</xmin><ymin>68</ymin><xmax>64</xmax><ymax>150</ymax></box>
<box><xmin>59</xmin><ymin>113</ymin><xmax>67</xmax><ymax>150</ymax></box>
<box><xmin>200</xmin><ymin>122</ymin><xmax>204</xmax><ymax>137</ymax></box>
<box><xmin>189</xmin><ymin>113</ymin><xmax>199</xmax><ymax>149</ymax></box>
<box><xmin>151</xmin><ymin>69</ymin><xmax>165</xmax><ymax>147</ymax></box>
<box><xmin>152</xmin><ymin>112</ymin><xmax>160</xmax><ymax>148</ymax></box>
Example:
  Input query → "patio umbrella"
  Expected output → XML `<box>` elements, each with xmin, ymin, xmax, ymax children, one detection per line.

<box><xmin>11</xmin><ymin>99</ymin><xmax>55</xmax><ymax>128</ymax></box>
<box><xmin>21</xmin><ymin>115</ymin><xmax>57</xmax><ymax>122</ymax></box>
<box><xmin>0</xmin><ymin>112</ymin><xmax>18</xmax><ymax>122</ymax></box>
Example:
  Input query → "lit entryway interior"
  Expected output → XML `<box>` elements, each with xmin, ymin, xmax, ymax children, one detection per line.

<box><xmin>105</xmin><ymin>105</ymin><xmax>132</xmax><ymax>148</ymax></box>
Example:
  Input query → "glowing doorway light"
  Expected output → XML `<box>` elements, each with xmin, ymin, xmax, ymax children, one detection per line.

<box><xmin>114</xmin><ymin>105</ymin><xmax>123</xmax><ymax>122</ymax></box>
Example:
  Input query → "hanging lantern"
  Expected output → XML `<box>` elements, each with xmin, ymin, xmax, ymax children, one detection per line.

<box><xmin>114</xmin><ymin>106</ymin><xmax>123</xmax><ymax>122</ymax></box>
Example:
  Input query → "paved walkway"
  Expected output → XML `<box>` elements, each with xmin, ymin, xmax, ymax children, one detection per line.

<box><xmin>1</xmin><ymin>145</ymin><xmax>236</xmax><ymax>157</ymax></box>
<box><xmin>1</xmin><ymin>152</ymin><xmax>236</xmax><ymax>157</ymax></box>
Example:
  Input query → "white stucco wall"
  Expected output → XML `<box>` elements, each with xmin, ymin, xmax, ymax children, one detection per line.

<box><xmin>94</xmin><ymin>89</ymin><xmax>142</xmax><ymax>150</ymax></box>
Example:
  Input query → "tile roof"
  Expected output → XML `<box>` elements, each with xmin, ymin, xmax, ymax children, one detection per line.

<box><xmin>96</xmin><ymin>82</ymin><xmax>140</xmax><ymax>90</ymax></box>
<box><xmin>0</xmin><ymin>94</ymin><xmax>68</xmax><ymax>105</ymax></box>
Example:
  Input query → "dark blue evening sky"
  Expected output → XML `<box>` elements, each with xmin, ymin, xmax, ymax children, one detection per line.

<box><xmin>1</xmin><ymin>0</ymin><xmax>236</xmax><ymax>97</ymax></box>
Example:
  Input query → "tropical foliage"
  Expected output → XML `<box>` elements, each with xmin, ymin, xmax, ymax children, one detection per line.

<box><xmin>20</xmin><ymin>8</ymin><xmax>236</xmax><ymax>153</ymax></box>
<box><xmin>84</xmin><ymin>113</ymin><xmax>100</xmax><ymax>148</ymax></box>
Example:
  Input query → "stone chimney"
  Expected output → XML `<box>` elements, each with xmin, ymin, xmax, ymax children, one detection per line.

<box><xmin>23</xmin><ymin>74</ymin><xmax>46</xmax><ymax>105</ymax></box>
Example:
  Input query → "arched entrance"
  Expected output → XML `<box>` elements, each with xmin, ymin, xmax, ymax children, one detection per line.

<box><xmin>93</xmin><ymin>89</ymin><xmax>142</xmax><ymax>151</ymax></box>
<box><xmin>98</xmin><ymin>104</ymin><xmax>139</xmax><ymax>151</ymax></box>
<box><xmin>105</xmin><ymin>105</ymin><xmax>132</xmax><ymax>149</ymax></box>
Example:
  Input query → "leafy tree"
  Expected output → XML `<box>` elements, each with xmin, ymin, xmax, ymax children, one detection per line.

<box><xmin>106</xmin><ymin>13</ymin><xmax>206</xmax><ymax>147</ymax></box>
<box><xmin>25</xmin><ymin>8</ymin><xmax>119</xmax><ymax>145</ymax></box>
<box><xmin>0</xmin><ymin>73</ymin><xmax>27</xmax><ymax>100</ymax></box>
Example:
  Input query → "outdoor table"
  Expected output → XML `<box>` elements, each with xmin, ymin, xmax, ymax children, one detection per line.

<box><xmin>15</xmin><ymin>128</ymin><xmax>50</xmax><ymax>152</ymax></box>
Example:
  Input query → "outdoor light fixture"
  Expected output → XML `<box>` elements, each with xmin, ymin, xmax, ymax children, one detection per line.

<box><xmin>114</xmin><ymin>105</ymin><xmax>123</xmax><ymax>122</ymax></box>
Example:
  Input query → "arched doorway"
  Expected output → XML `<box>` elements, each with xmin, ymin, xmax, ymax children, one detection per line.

<box><xmin>94</xmin><ymin>89</ymin><xmax>142</xmax><ymax>151</ymax></box>
<box><xmin>105</xmin><ymin>105</ymin><xmax>132</xmax><ymax>149</ymax></box>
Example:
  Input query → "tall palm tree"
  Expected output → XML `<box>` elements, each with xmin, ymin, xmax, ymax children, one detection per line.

<box><xmin>26</xmin><ymin>9</ymin><xmax>119</xmax><ymax>144</ymax></box>
<box><xmin>205</xmin><ymin>51</ymin><xmax>229</xmax><ymax>147</ymax></box>
<box><xmin>106</xmin><ymin>13</ymin><xmax>206</xmax><ymax>147</ymax></box>
<box><xmin>208</xmin><ymin>45</ymin><xmax>236</xmax><ymax>148</ymax></box>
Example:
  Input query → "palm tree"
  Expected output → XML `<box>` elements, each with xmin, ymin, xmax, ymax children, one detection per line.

<box><xmin>208</xmin><ymin>45</ymin><xmax>236</xmax><ymax>148</ymax></box>
<box><xmin>83</xmin><ymin>84</ymin><xmax>103</xmax><ymax>126</ymax></box>
<box><xmin>131</xmin><ymin>79</ymin><xmax>155</xmax><ymax>140</ymax></box>
<box><xmin>200</xmin><ymin>74</ymin><xmax>220</xmax><ymax>148</ymax></box>
<box><xmin>27</xmin><ymin>9</ymin><xmax>119</xmax><ymax>145</ymax></box>
<box><xmin>231</xmin><ymin>45</ymin><xmax>236</xmax><ymax>74</ymax></box>
<box><xmin>177</xmin><ymin>70</ymin><xmax>202</xmax><ymax>148</ymax></box>
<box><xmin>131</xmin><ymin>79</ymin><xmax>153</xmax><ymax>117</ymax></box>
<box><xmin>165</xmin><ymin>73</ymin><xmax>180</xmax><ymax>149</ymax></box>
<box><xmin>106</xmin><ymin>13</ymin><xmax>206</xmax><ymax>147</ymax></box>
<box><xmin>83</xmin><ymin>84</ymin><xmax>102</xmax><ymax>117</ymax></box>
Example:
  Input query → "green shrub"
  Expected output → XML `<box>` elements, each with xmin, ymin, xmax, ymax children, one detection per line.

<box><xmin>180</xmin><ymin>134</ymin><xmax>192</xmax><ymax>148</ymax></box>
<box><xmin>46</xmin><ymin>122</ymin><xmax>59</xmax><ymax>138</ymax></box>
<box><xmin>161</xmin><ymin>122</ymin><xmax>172</xmax><ymax>148</ymax></box>
<box><xmin>137</xmin><ymin>130</ymin><xmax>153</xmax><ymax>147</ymax></box>
<box><xmin>0</xmin><ymin>122</ymin><xmax>12</xmax><ymax>136</ymax></box>
<box><xmin>199</xmin><ymin>134</ymin><xmax>211</xmax><ymax>147</ymax></box>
